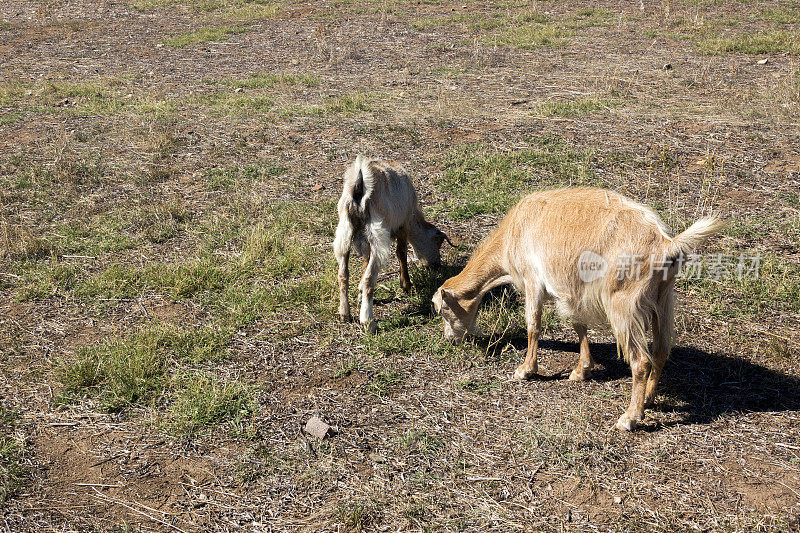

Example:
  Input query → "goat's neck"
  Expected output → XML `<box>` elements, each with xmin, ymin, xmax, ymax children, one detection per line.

<box><xmin>448</xmin><ymin>235</ymin><xmax>511</xmax><ymax>310</ymax></box>
<box><xmin>407</xmin><ymin>210</ymin><xmax>433</xmax><ymax>247</ymax></box>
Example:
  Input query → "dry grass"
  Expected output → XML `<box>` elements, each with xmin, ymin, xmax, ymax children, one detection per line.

<box><xmin>0</xmin><ymin>0</ymin><xmax>799</xmax><ymax>531</ymax></box>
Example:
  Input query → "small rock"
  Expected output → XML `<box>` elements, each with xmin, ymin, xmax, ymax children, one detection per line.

<box><xmin>311</xmin><ymin>184</ymin><xmax>324</xmax><ymax>191</ymax></box>
<box><xmin>304</xmin><ymin>416</ymin><xmax>332</xmax><ymax>439</ymax></box>
<box><xmin>757</xmin><ymin>58</ymin><xmax>769</xmax><ymax>65</ymax></box>
<box><xmin>234</xmin><ymin>87</ymin><xmax>244</xmax><ymax>93</ymax></box>
<box><xmin>613</xmin><ymin>495</ymin><xmax>623</xmax><ymax>504</ymax></box>
<box><xmin>662</xmin><ymin>63</ymin><xmax>672</xmax><ymax>71</ymax></box>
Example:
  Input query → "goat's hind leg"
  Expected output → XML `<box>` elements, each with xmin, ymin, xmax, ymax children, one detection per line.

<box><xmin>569</xmin><ymin>323</ymin><xmax>595</xmax><ymax>381</ymax></box>
<box><xmin>514</xmin><ymin>282</ymin><xmax>543</xmax><ymax>380</ymax></box>
<box><xmin>359</xmin><ymin>253</ymin><xmax>380</xmax><ymax>334</ymax></box>
<box><xmin>333</xmin><ymin>218</ymin><xmax>352</xmax><ymax>321</ymax></box>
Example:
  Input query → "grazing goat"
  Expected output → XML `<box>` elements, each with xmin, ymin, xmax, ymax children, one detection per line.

<box><xmin>334</xmin><ymin>156</ymin><xmax>450</xmax><ymax>332</ymax></box>
<box><xmin>432</xmin><ymin>187</ymin><xmax>723</xmax><ymax>431</ymax></box>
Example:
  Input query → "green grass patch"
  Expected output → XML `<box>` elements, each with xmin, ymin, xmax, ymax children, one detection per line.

<box><xmin>681</xmin><ymin>254</ymin><xmax>800</xmax><ymax>319</ymax></box>
<box><xmin>58</xmin><ymin>324</ymin><xmax>233</xmax><ymax>411</ymax></box>
<box><xmin>161</xmin><ymin>25</ymin><xmax>249</xmax><ymax>48</ymax></box>
<box><xmin>278</xmin><ymin>92</ymin><xmax>375</xmax><ymax>117</ymax></box>
<box><xmin>0</xmin><ymin>408</ymin><xmax>28</xmax><ymax>503</ymax></box>
<box><xmin>0</xmin><ymin>111</ymin><xmax>24</xmax><ymax>126</ymax></box>
<box><xmin>191</xmin><ymin>91</ymin><xmax>274</xmax><ymax>115</ymax></box>
<box><xmin>536</xmin><ymin>97</ymin><xmax>618</xmax><ymax>117</ymax></box>
<box><xmin>365</xmin><ymin>368</ymin><xmax>405</xmax><ymax>397</ymax></box>
<box><xmin>697</xmin><ymin>30</ymin><xmax>800</xmax><ymax>55</ymax></box>
<box><xmin>168</xmin><ymin>375</ymin><xmax>253</xmax><ymax>435</ymax></box>
<box><xmin>398</xmin><ymin>429</ymin><xmax>443</xmax><ymax>455</ymax></box>
<box><xmin>433</xmin><ymin>136</ymin><xmax>610</xmax><ymax>219</ymax></box>
<box><xmin>493</xmin><ymin>22</ymin><xmax>574</xmax><ymax>49</ymax></box>
<box><xmin>203</xmin><ymin>163</ymin><xmax>286</xmax><ymax>190</ymax></box>
<box><xmin>0</xmin><ymin>78</ymin><xmax>174</xmax><ymax>117</ymax></box>
<box><xmin>759</xmin><ymin>6</ymin><xmax>800</xmax><ymax>25</ymax></box>
<box><xmin>60</xmin><ymin>329</ymin><xmax>170</xmax><ymax>412</ymax></box>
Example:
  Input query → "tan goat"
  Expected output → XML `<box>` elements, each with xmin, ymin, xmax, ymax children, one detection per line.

<box><xmin>334</xmin><ymin>156</ymin><xmax>450</xmax><ymax>332</ymax></box>
<box><xmin>432</xmin><ymin>187</ymin><xmax>723</xmax><ymax>430</ymax></box>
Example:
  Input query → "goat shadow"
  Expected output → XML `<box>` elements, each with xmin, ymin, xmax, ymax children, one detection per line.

<box><xmin>394</xmin><ymin>267</ymin><xmax>800</xmax><ymax>427</ymax></box>
<box><xmin>480</xmin><ymin>331</ymin><xmax>800</xmax><ymax>427</ymax></box>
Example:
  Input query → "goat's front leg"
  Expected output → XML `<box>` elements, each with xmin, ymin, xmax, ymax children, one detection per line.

<box><xmin>514</xmin><ymin>282</ymin><xmax>543</xmax><ymax>380</ymax></box>
<box><xmin>396</xmin><ymin>231</ymin><xmax>411</xmax><ymax>294</ymax></box>
<box><xmin>569</xmin><ymin>323</ymin><xmax>594</xmax><ymax>381</ymax></box>
<box><xmin>359</xmin><ymin>253</ymin><xmax>380</xmax><ymax>334</ymax></box>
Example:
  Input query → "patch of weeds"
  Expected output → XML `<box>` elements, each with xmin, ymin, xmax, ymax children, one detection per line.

<box><xmin>681</xmin><ymin>254</ymin><xmax>800</xmax><ymax>319</ymax></box>
<box><xmin>191</xmin><ymin>91</ymin><xmax>274</xmax><ymax>115</ymax></box>
<box><xmin>60</xmin><ymin>331</ymin><xmax>169</xmax><ymax>412</ymax></box>
<box><xmin>161</xmin><ymin>25</ymin><xmax>249</xmax><ymax>48</ymax></box>
<box><xmin>203</xmin><ymin>163</ymin><xmax>285</xmax><ymax>190</ymax></box>
<box><xmin>0</xmin><ymin>435</ymin><xmax>27</xmax><ymax>503</ymax></box>
<box><xmin>365</xmin><ymin>368</ymin><xmax>404</xmax><ymax>396</ymax></box>
<box><xmin>0</xmin><ymin>224</ymin><xmax>55</xmax><ymax>261</ymax></box>
<box><xmin>565</xmin><ymin>7</ymin><xmax>616</xmax><ymax>29</ymax></box>
<box><xmin>278</xmin><ymin>92</ymin><xmax>374</xmax><ymax>117</ymax></box>
<box><xmin>0</xmin><ymin>111</ymin><xmax>24</xmax><ymax>126</ymax></box>
<box><xmin>697</xmin><ymin>30</ymin><xmax>800</xmax><ymax>55</ymax></box>
<box><xmin>58</xmin><ymin>324</ymin><xmax>233</xmax><ymax>412</ymax></box>
<box><xmin>0</xmin><ymin>408</ymin><xmax>28</xmax><ymax>503</ymax></box>
<box><xmin>336</xmin><ymin>499</ymin><xmax>381</xmax><ymax>531</ymax></box>
<box><xmin>0</xmin><ymin>21</ymin><xmax>14</xmax><ymax>31</ymax></box>
<box><xmin>536</xmin><ymin>97</ymin><xmax>618</xmax><ymax>117</ymax></box>
<box><xmin>334</xmin><ymin>357</ymin><xmax>365</xmax><ymax>378</ymax></box>
<box><xmin>398</xmin><ymin>429</ymin><xmax>443</xmax><ymax>455</ymax></box>
<box><xmin>433</xmin><ymin>136</ymin><xmax>608</xmax><ymax>219</ymax></box>
<box><xmin>168</xmin><ymin>375</ymin><xmax>253</xmax><ymax>435</ymax></box>
<box><xmin>493</xmin><ymin>22</ymin><xmax>573</xmax><ymax>49</ymax></box>
<box><xmin>759</xmin><ymin>6</ymin><xmax>800</xmax><ymax>25</ymax></box>
<box><xmin>133</xmin><ymin>202</ymin><xmax>191</xmax><ymax>244</ymax></box>
<box><xmin>362</xmin><ymin>325</ymin><xmax>458</xmax><ymax>359</ymax></box>
<box><xmin>0</xmin><ymin>78</ymin><xmax>173</xmax><ymax>117</ymax></box>
<box><xmin>412</xmin><ymin>12</ymin><xmax>506</xmax><ymax>32</ymax></box>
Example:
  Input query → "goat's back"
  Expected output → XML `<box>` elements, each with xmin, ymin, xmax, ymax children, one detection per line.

<box><xmin>501</xmin><ymin>187</ymin><xmax>677</xmax><ymax>323</ymax></box>
<box><xmin>339</xmin><ymin>157</ymin><xmax>419</xmax><ymax>231</ymax></box>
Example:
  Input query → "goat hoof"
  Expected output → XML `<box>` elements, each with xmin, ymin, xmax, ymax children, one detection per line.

<box><xmin>569</xmin><ymin>368</ymin><xmax>591</xmax><ymax>381</ymax></box>
<box><xmin>339</xmin><ymin>313</ymin><xmax>352</xmax><ymax>322</ymax></box>
<box><xmin>615</xmin><ymin>414</ymin><xmax>640</xmax><ymax>432</ymax></box>
<box><xmin>362</xmin><ymin>320</ymin><xmax>377</xmax><ymax>335</ymax></box>
<box><xmin>513</xmin><ymin>366</ymin><xmax>538</xmax><ymax>381</ymax></box>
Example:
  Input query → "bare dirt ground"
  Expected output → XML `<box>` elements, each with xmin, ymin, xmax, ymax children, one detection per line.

<box><xmin>1</xmin><ymin>0</ymin><xmax>800</xmax><ymax>531</ymax></box>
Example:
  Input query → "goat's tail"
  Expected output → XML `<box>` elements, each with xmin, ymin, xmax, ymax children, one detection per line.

<box><xmin>345</xmin><ymin>155</ymin><xmax>370</xmax><ymax>228</ymax></box>
<box><xmin>665</xmin><ymin>216</ymin><xmax>725</xmax><ymax>259</ymax></box>
<box><xmin>339</xmin><ymin>155</ymin><xmax>391</xmax><ymax>268</ymax></box>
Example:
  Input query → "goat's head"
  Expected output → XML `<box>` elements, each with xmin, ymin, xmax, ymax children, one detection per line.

<box><xmin>432</xmin><ymin>286</ymin><xmax>479</xmax><ymax>342</ymax></box>
<box><xmin>413</xmin><ymin>227</ymin><xmax>451</xmax><ymax>267</ymax></box>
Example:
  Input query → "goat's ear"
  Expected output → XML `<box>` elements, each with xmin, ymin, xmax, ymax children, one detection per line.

<box><xmin>436</xmin><ymin>230</ymin><xmax>454</xmax><ymax>248</ymax></box>
<box><xmin>440</xmin><ymin>288</ymin><xmax>454</xmax><ymax>303</ymax></box>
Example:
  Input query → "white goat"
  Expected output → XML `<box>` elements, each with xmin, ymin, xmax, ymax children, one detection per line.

<box><xmin>432</xmin><ymin>187</ymin><xmax>724</xmax><ymax>430</ymax></box>
<box><xmin>334</xmin><ymin>156</ymin><xmax>450</xmax><ymax>332</ymax></box>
